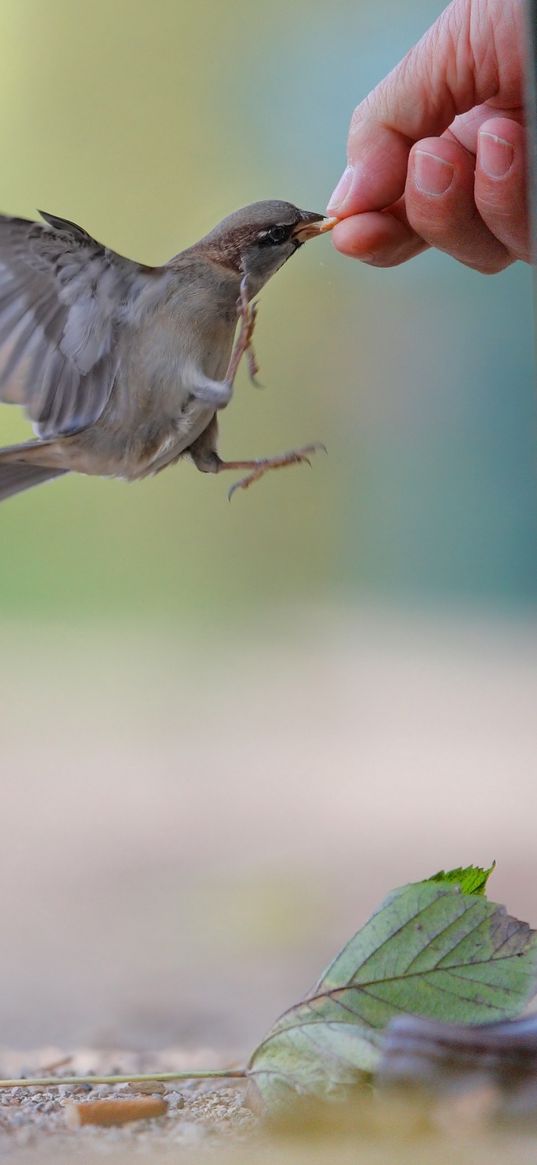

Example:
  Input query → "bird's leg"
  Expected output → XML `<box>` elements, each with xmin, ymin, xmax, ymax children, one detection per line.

<box><xmin>224</xmin><ymin>274</ymin><xmax>260</xmax><ymax>388</ymax></box>
<box><xmin>216</xmin><ymin>442</ymin><xmax>327</xmax><ymax>500</ymax></box>
<box><xmin>244</xmin><ymin>302</ymin><xmax>260</xmax><ymax>385</ymax></box>
<box><xmin>190</xmin><ymin>277</ymin><xmax>258</xmax><ymax>409</ymax></box>
<box><xmin>188</xmin><ymin>418</ymin><xmax>327</xmax><ymax>497</ymax></box>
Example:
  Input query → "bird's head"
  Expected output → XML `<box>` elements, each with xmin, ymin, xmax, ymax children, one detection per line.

<box><xmin>196</xmin><ymin>200</ymin><xmax>336</xmax><ymax>293</ymax></box>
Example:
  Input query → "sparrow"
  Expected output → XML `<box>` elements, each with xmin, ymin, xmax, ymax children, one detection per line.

<box><xmin>0</xmin><ymin>201</ymin><xmax>335</xmax><ymax>504</ymax></box>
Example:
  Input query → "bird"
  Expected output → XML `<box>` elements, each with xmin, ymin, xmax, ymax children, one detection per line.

<box><xmin>0</xmin><ymin>201</ymin><xmax>335</xmax><ymax>504</ymax></box>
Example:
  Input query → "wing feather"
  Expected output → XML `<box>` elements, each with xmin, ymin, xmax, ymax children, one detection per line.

<box><xmin>0</xmin><ymin>212</ymin><xmax>158</xmax><ymax>439</ymax></box>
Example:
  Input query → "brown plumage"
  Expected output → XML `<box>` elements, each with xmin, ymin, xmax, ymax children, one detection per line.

<box><xmin>0</xmin><ymin>201</ymin><xmax>334</xmax><ymax>502</ymax></box>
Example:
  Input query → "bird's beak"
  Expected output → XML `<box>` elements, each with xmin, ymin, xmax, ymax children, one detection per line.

<box><xmin>292</xmin><ymin>212</ymin><xmax>338</xmax><ymax>243</ymax></box>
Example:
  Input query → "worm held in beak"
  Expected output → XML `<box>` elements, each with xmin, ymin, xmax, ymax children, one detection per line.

<box><xmin>292</xmin><ymin>214</ymin><xmax>338</xmax><ymax>243</ymax></box>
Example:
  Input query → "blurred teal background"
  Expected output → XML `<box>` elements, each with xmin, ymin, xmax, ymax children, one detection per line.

<box><xmin>0</xmin><ymin>0</ymin><xmax>533</xmax><ymax>614</ymax></box>
<box><xmin>0</xmin><ymin>1</ymin><xmax>536</xmax><ymax>1059</ymax></box>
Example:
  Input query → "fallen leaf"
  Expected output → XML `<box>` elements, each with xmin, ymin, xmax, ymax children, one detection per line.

<box><xmin>248</xmin><ymin>868</ymin><xmax>537</xmax><ymax>1112</ymax></box>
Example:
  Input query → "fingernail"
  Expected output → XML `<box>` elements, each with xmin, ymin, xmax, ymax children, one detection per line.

<box><xmin>327</xmin><ymin>165</ymin><xmax>353</xmax><ymax>212</ymax></box>
<box><xmin>479</xmin><ymin>131</ymin><xmax>514</xmax><ymax>178</ymax></box>
<box><xmin>414</xmin><ymin>150</ymin><xmax>454</xmax><ymax>196</ymax></box>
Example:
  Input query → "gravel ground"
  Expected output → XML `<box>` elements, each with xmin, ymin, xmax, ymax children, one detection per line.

<box><xmin>0</xmin><ymin>1050</ymin><xmax>255</xmax><ymax>1157</ymax></box>
<box><xmin>4</xmin><ymin>1056</ymin><xmax>537</xmax><ymax>1165</ymax></box>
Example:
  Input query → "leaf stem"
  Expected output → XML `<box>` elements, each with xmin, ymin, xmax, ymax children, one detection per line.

<box><xmin>0</xmin><ymin>1068</ymin><xmax>247</xmax><ymax>1090</ymax></box>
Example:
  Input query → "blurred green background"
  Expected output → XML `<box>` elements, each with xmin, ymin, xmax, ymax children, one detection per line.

<box><xmin>0</xmin><ymin>1</ymin><xmax>536</xmax><ymax>1059</ymax></box>
<box><xmin>0</xmin><ymin>0</ymin><xmax>533</xmax><ymax>615</ymax></box>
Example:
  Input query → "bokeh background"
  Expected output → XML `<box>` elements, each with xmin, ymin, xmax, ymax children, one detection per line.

<box><xmin>0</xmin><ymin>0</ymin><xmax>535</xmax><ymax>1059</ymax></box>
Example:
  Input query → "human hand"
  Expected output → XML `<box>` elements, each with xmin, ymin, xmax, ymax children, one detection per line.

<box><xmin>327</xmin><ymin>0</ymin><xmax>529</xmax><ymax>272</ymax></box>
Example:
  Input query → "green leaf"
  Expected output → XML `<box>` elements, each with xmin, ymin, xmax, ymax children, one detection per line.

<box><xmin>427</xmin><ymin>863</ymin><xmax>495</xmax><ymax>896</ymax></box>
<box><xmin>248</xmin><ymin>874</ymin><xmax>537</xmax><ymax>1112</ymax></box>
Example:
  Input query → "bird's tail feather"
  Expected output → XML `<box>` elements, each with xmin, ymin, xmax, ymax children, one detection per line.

<box><xmin>0</xmin><ymin>458</ymin><xmax>68</xmax><ymax>502</ymax></box>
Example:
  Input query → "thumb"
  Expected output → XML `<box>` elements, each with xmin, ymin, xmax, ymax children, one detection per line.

<box><xmin>327</xmin><ymin>0</ymin><xmax>517</xmax><ymax>216</ymax></box>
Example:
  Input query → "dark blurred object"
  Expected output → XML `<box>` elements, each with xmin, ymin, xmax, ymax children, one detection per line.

<box><xmin>379</xmin><ymin>1013</ymin><xmax>537</xmax><ymax>1122</ymax></box>
<box><xmin>380</xmin><ymin>1013</ymin><xmax>537</xmax><ymax>1085</ymax></box>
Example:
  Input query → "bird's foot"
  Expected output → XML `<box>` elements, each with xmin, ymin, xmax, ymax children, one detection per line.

<box><xmin>244</xmin><ymin>303</ymin><xmax>261</xmax><ymax>386</ymax></box>
<box><xmin>218</xmin><ymin>442</ymin><xmax>327</xmax><ymax>500</ymax></box>
<box><xmin>239</xmin><ymin>280</ymin><xmax>261</xmax><ymax>385</ymax></box>
<box><xmin>225</xmin><ymin>274</ymin><xmax>261</xmax><ymax>388</ymax></box>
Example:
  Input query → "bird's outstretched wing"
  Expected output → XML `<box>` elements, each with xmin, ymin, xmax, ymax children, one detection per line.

<box><xmin>0</xmin><ymin>211</ymin><xmax>156</xmax><ymax>439</ymax></box>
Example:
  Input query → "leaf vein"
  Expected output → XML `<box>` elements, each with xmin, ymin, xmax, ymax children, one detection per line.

<box><xmin>403</xmin><ymin>901</ymin><xmax>485</xmax><ymax>973</ymax></box>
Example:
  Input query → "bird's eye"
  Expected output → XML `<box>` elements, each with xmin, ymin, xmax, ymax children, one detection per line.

<box><xmin>260</xmin><ymin>225</ymin><xmax>291</xmax><ymax>246</ymax></box>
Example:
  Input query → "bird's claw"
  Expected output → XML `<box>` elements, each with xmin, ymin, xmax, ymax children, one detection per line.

<box><xmin>227</xmin><ymin>475</ymin><xmax>257</xmax><ymax>501</ymax></box>
<box><xmin>246</xmin><ymin>353</ymin><xmax>262</xmax><ymax>388</ymax></box>
<box><xmin>226</xmin><ymin>442</ymin><xmax>327</xmax><ymax>501</ymax></box>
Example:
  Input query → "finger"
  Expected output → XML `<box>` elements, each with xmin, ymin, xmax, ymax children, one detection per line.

<box><xmin>475</xmin><ymin>117</ymin><xmax>530</xmax><ymax>261</ymax></box>
<box><xmin>331</xmin><ymin>202</ymin><xmax>427</xmax><ymax>266</ymax></box>
<box><xmin>327</xmin><ymin>0</ymin><xmax>524</xmax><ymax>218</ymax></box>
<box><xmin>448</xmin><ymin>104</ymin><xmax>524</xmax><ymax>155</ymax></box>
<box><xmin>404</xmin><ymin>136</ymin><xmax>511</xmax><ymax>273</ymax></box>
<box><xmin>337</xmin><ymin>116</ymin><xmax>524</xmax><ymax>268</ymax></box>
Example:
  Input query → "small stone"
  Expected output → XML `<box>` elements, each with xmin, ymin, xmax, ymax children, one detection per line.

<box><xmin>165</xmin><ymin>1091</ymin><xmax>185</xmax><ymax>1108</ymax></box>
